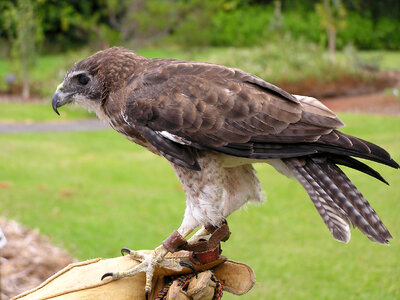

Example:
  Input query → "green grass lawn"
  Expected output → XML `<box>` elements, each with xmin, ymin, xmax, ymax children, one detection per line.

<box><xmin>1</xmin><ymin>114</ymin><xmax>399</xmax><ymax>299</ymax></box>
<box><xmin>0</xmin><ymin>102</ymin><xmax>94</xmax><ymax>122</ymax></box>
<box><xmin>358</xmin><ymin>51</ymin><xmax>400</xmax><ymax>71</ymax></box>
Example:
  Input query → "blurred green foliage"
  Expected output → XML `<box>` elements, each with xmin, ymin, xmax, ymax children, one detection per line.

<box><xmin>1</xmin><ymin>0</ymin><xmax>400</xmax><ymax>53</ymax></box>
<box><xmin>2</xmin><ymin>0</ymin><xmax>44</xmax><ymax>99</ymax></box>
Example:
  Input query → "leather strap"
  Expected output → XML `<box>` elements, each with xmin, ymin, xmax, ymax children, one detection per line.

<box><xmin>180</xmin><ymin>223</ymin><xmax>231</xmax><ymax>265</ymax></box>
<box><xmin>182</xmin><ymin>223</ymin><xmax>231</xmax><ymax>252</ymax></box>
<box><xmin>163</xmin><ymin>223</ymin><xmax>231</xmax><ymax>262</ymax></box>
<box><xmin>162</xmin><ymin>230</ymin><xmax>188</xmax><ymax>253</ymax></box>
<box><xmin>190</xmin><ymin>244</ymin><xmax>221</xmax><ymax>265</ymax></box>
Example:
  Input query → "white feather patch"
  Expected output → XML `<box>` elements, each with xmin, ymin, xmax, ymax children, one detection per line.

<box><xmin>158</xmin><ymin>131</ymin><xmax>191</xmax><ymax>145</ymax></box>
<box><xmin>68</xmin><ymin>70</ymin><xmax>88</xmax><ymax>78</ymax></box>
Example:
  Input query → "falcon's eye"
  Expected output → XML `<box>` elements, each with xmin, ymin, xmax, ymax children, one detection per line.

<box><xmin>77</xmin><ymin>74</ymin><xmax>90</xmax><ymax>85</ymax></box>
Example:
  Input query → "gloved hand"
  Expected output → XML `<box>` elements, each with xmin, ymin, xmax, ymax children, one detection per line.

<box><xmin>12</xmin><ymin>250</ymin><xmax>255</xmax><ymax>300</ymax></box>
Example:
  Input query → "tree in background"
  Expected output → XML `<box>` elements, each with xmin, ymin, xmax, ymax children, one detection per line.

<box><xmin>316</xmin><ymin>0</ymin><xmax>347</xmax><ymax>61</ymax></box>
<box><xmin>270</xmin><ymin>0</ymin><xmax>283</xmax><ymax>35</ymax></box>
<box><xmin>3</xmin><ymin>0</ymin><xmax>43</xmax><ymax>100</ymax></box>
<box><xmin>1</xmin><ymin>0</ymin><xmax>400</xmax><ymax>58</ymax></box>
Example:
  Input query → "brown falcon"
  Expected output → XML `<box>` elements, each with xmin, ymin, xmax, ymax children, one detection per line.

<box><xmin>52</xmin><ymin>47</ymin><xmax>398</xmax><ymax>295</ymax></box>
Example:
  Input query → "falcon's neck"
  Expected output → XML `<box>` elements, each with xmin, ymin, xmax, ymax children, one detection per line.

<box><xmin>74</xmin><ymin>94</ymin><xmax>109</xmax><ymax>124</ymax></box>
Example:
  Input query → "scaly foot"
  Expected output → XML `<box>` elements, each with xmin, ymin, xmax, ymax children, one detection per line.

<box><xmin>101</xmin><ymin>245</ymin><xmax>196</xmax><ymax>298</ymax></box>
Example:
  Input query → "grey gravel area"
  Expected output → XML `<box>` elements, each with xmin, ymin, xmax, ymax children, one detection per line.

<box><xmin>0</xmin><ymin>119</ymin><xmax>109</xmax><ymax>133</ymax></box>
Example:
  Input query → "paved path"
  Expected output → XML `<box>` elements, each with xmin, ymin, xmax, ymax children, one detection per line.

<box><xmin>0</xmin><ymin>119</ymin><xmax>109</xmax><ymax>134</ymax></box>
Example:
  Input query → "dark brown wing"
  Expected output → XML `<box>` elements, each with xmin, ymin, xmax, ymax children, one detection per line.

<box><xmin>122</xmin><ymin>62</ymin><xmax>331</xmax><ymax>146</ymax></box>
<box><xmin>122</xmin><ymin>60</ymin><xmax>398</xmax><ymax>171</ymax></box>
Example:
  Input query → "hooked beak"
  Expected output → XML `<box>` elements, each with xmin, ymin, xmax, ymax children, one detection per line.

<box><xmin>52</xmin><ymin>86</ymin><xmax>74</xmax><ymax>115</ymax></box>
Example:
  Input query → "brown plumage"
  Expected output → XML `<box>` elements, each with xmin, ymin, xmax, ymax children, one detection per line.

<box><xmin>52</xmin><ymin>46</ymin><xmax>398</xmax><ymax>292</ymax></box>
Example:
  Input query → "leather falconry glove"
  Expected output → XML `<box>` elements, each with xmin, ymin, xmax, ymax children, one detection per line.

<box><xmin>12</xmin><ymin>250</ymin><xmax>255</xmax><ymax>300</ymax></box>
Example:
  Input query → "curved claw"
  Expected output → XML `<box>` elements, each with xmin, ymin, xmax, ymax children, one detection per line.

<box><xmin>101</xmin><ymin>272</ymin><xmax>114</xmax><ymax>281</ymax></box>
<box><xmin>100</xmin><ymin>245</ymin><xmax>170</xmax><ymax>296</ymax></box>
<box><xmin>145</xmin><ymin>290</ymin><xmax>149</xmax><ymax>300</ymax></box>
<box><xmin>179</xmin><ymin>260</ymin><xmax>198</xmax><ymax>278</ymax></box>
<box><xmin>121</xmin><ymin>248</ymin><xmax>132</xmax><ymax>256</ymax></box>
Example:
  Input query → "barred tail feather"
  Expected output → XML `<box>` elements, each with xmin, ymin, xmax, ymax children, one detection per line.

<box><xmin>284</xmin><ymin>157</ymin><xmax>392</xmax><ymax>244</ymax></box>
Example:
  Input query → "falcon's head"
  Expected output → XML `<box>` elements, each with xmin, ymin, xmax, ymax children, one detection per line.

<box><xmin>52</xmin><ymin>47</ymin><xmax>146</xmax><ymax>115</ymax></box>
